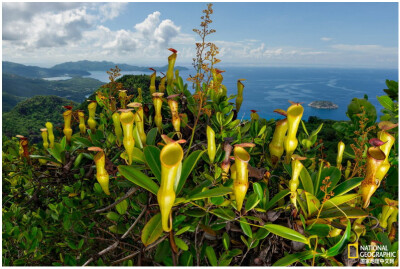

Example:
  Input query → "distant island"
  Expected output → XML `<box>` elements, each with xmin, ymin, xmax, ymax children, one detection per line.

<box><xmin>3</xmin><ymin>60</ymin><xmax>189</xmax><ymax>79</ymax></box>
<box><xmin>3</xmin><ymin>61</ymin><xmax>90</xmax><ymax>79</ymax></box>
<box><xmin>2</xmin><ymin>60</ymin><xmax>190</xmax><ymax>112</ymax></box>
<box><xmin>308</xmin><ymin>101</ymin><xmax>338</xmax><ymax>109</ymax></box>
<box><xmin>51</xmin><ymin>60</ymin><xmax>189</xmax><ymax>72</ymax></box>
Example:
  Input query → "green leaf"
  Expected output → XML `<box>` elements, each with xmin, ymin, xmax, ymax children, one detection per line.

<box><xmin>377</xmin><ymin>95</ymin><xmax>394</xmax><ymax>111</ymax></box>
<box><xmin>93</xmin><ymin>183</ymin><xmax>103</xmax><ymax>194</ymax></box>
<box><xmin>222</xmin><ymin>232</ymin><xmax>230</xmax><ymax>250</ymax></box>
<box><xmin>322</xmin><ymin>194</ymin><xmax>359</xmax><ymax>210</ymax></box>
<box><xmin>179</xmin><ymin>251</ymin><xmax>193</xmax><ymax>266</ymax></box>
<box><xmin>175</xmin><ymin>226</ymin><xmax>191</xmax><ymax>236</ymax></box>
<box><xmin>240</xmin><ymin>235</ymin><xmax>249</xmax><ymax>248</ymax></box>
<box><xmin>144</xmin><ymin>146</ymin><xmax>161</xmax><ymax>183</ymax></box>
<box><xmin>306</xmin><ymin>224</ymin><xmax>330</xmax><ymax>237</ymax></box>
<box><xmin>115</xmin><ymin>199</ymin><xmax>128</xmax><ymax>215</ymax></box>
<box><xmin>211</xmin><ymin>208</ymin><xmax>235</xmax><ymax>221</ymax></box>
<box><xmin>325</xmin><ymin>220</ymin><xmax>351</xmax><ymax>257</ymax></box>
<box><xmin>240</xmin><ymin>217</ymin><xmax>253</xmax><ymax>238</ymax></box>
<box><xmin>73</xmin><ymin>137</ymin><xmax>93</xmax><ymax>148</ymax></box>
<box><xmin>66</xmin><ymin>239</ymin><xmax>77</xmax><ymax>250</ymax></box>
<box><xmin>258</xmin><ymin>125</ymin><xmax>267</xmax><ymax>136</ymax></box>
<box><xmin>146</xmin><ymin>127</ymin><xmax>158</xmax><ymax>146</ymax></box>
<box><xmin>47</xmin><ymin>143</ymin><xmax>64</xmax><ymax>163</ymax></box>
<box><xmin>304</xmin><ymin>191</ymin><xmax>320</xmax><ymax>216</ymax></box>
<box><xmin>141</xmin><ymin>213</ymin><xmax>163</xmax><ymax>247</ymax></box>
<box><xmin>188</xmin><ymin>187</ymin><xmax>232</xmax><ymax>201</ymax></box>
<box><xmin>205</xmin><ymin>246</ymin><xmax>218</xmax><ymax>266</ymax></box>
<box><xmin>254</xmin><ymin>228</ymin><xmax>270</xmax><ymax>241</ymax></box>
<box><xmin>210</xmin><ymin>196</ymin><xmax>224</xmax><ymax>205</ymax></box>
<box><xmin>245</xmin><ymin>192</ymin><xmax>260</xmax><ymax>212</ymax></box>
<box><xmin>273</xmin><ymin>250</ymin><xmax>315</xmax><ymax>266</ymax></box>
<box><xmin>174</xmin><ymin>236</ymin><xmax>188</xmax><ymax>251</ymax></box>
<box><xmin>133</xmin><ymin>126</ymin><xmax>143</xmax><ymax>149</ymax></box>
<box><xmin>332</xmin><ymin>177</ymin><xmax>363</xmax><ymax>196</ymax></box>
<box><xmin>185</xmin><ymin>208</ymin><xmax>206</xmax><ymax>217</ymax></box>
<box><xmin>301</xmin><ymin>120</ymin><xmax>309</xmax><ymax>136</ymax></box>
<box><xmin>154</xmin><ymin>241</ymin><xmax>170</xmax><ymax>263</ymax></box>
<box><xmin>131</xmin><ymin>147</ymin><xmax>145</xmax><ymax>163</ymax></box>
<box><xmin>106</xmin><ymin>212</ymin><xmax>120</xmax><ymax>222</ymax></box>
<box><xmin>176</xmin><ymin>150</ymin><xmax>205</xmax><ymax>195</ymax></box>
<box><xmin>78</xmin><ymin>239</ymin><xmax>84</xmax><ymax>249</ymax></box>
<box><xmin>318</xmin><ymin>206</ymin><xmax>367</xmax><ymax>219</ymax></box>
<box><xmin>309</xmin><ymin>123</ymin><xmax>324</xmax><ymax>139</ymax></box>
<box><xmin>118</xmin><ymin>165</ymin><xmax>159</xmax><ymax>195</ymax></box>
<box><xmin>265</xmin><ymin>190</ymin><xmax>290</xmax><ymax>211</ymax></box>
<box><xmin>300</xmin><ymin>167</ymin><xmax>314</xmax><ymax>195</ymax></box>
<box><xmin>227</xmin><ymin>248</ymin><xmax>242</xmax><ymax>258</ymax></box>
<box><xmin>264</xmin><ymin>224</ymin><xmax>309</xmax><ymax>244</ymax></box>
<box><xmin>253</xmin><ymin>182</ymin><xmax>263</xmax><ymax>200</ymax></box>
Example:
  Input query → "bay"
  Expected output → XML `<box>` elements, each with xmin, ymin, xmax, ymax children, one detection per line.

<box><xmin>85</xmin><ymin>67</ymin><xmax>398</xmax><ymax>121</ymax></box>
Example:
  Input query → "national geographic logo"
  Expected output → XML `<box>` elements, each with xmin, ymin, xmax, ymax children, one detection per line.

<box><xmin>348</xmin><ymin>242</ymin><xmax>358</xmax><ymax>259</ymax></box>
<box><xmin>347</xmin><ymin>242</ymin><xmax>397</xmax><ymax>265</ymax></box>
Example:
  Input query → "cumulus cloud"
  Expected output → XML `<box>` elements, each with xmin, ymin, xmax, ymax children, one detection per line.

<box><xmin>135</xmin><ymin>11</ymin><xmax>180</xmax><ymax>48</ymax></box>
<box><xmin>3</xmin><ymin>3</ymin><xmax>93</xmax><ymax>48</ymax></box>
<box><xmin>98</xmin><ymin>2</ymin><xmax>128</xmax><ymax>22</ymax></box>
<box><xmin>3</xmin><ymin>3</ymin><xmax>184</xmax><ymax>63</ymax></box>
<box><xmin>135</xmin><ymin>11</ymin><xmax>161</xmax><ymax>39</ymax></box>
<box><xmin>2</xmin><ymin>3</ymin><xmax>192</xmax><ymax>67</ymax></box>
<box><xmin>89</xmin><ymin>26</ymin><xmax>137</xmax><ymax>53</ymax></box>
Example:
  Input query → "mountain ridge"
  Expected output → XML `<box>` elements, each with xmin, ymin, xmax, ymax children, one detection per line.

<box><xmin>3</xmin><ymin>61</ymin><xmax>90</xmax><ymax>78</ymax></box>
<box><xmin>51</xmin><ymin>60</ymin><xmax>189</xmax><ymax>72</ymax></box>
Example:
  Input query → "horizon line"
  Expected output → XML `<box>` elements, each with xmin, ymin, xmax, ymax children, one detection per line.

<box><xmin>2</xmin><ymin>59</ymin><xmax>398</xmax><ymax>71</ymax></box>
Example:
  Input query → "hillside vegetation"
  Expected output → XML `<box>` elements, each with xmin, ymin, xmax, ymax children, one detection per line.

<box><xmin>2</xmin><ymin>73</ymin><xmax>102</xmax><ymax>107</ymax></box>
<box><xmin>2</xmin><ymin>92</ymin><xmax>26</xmax><ymax>113</ymax></box>
<box><xmin>2</xmin><ymin>96</ymin><xmax>77</xmax><ymax>141</ymax></box>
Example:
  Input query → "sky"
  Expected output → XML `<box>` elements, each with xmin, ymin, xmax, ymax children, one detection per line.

<box><xmin>2</xmin><ymin>1</ymin><xmax>398</xmax><ymax>69</ymax></box>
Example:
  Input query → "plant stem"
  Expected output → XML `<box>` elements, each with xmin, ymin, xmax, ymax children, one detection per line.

<box><xmin>185</xmin><ymin>96</ymin><xmax>204</xmax><ymax>158</ymax></box>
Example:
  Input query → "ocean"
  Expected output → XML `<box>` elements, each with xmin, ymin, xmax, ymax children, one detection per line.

<box><xmin>85</xmin><ymin>67</ymin><xmax>398</xmax><ymax>121</ymax></box>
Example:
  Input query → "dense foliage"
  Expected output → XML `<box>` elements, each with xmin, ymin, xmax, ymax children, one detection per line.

<box><xmin>2</xmin><ymin>92</ymin><xmax>26</xmax><ymax>113</ymax></box>
<box><xmin>2</xmin><ymin>4</ymin><xmax>398</xmax><ymax>267</ymax></box>
<box><xmin>2</xmin><ymin>96</ymin><xmax>77</xmax><ymax>141</ymax></box>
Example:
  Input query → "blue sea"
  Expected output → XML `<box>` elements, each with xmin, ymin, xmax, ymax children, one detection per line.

<box><xmin>86</xmin><ymin>67</ymin><xmax>398</xmax><ymax>121</ymax></box>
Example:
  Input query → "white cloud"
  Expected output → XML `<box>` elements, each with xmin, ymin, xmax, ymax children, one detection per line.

<box><xmin>249</xmin><ymin>43</ymin><xmax>265</xmax><ymax>56</ymax></box>
<box><xmin>98</xmin><ymin>2</ymin><xmax>128</xmax><ymax>22</ymax></box>
<box><xmin>135</xmin><ymin>11</ymin><xmax>161</xmax><ymax>40</ymax></box>
<box><xmin>321</xmin><ymin>37</ymin><xmax>333</xmax><ymax>41</ymax></box>
<box><xmin>263</xmin><ymin>48</ymin><xmax>283</xmax><ymax>57</ymax></box>
<box><xmin>135</xmin><ymin>11</ymin><xmax>180</xmax><ymax>48</ymax></box>
<box><xmin>2</xmin><ymin>4</ymin><xmax>94</xmax><ymax>48</ymax></box>
<box><xmin>331</xmin><ymin>44</ymin><xmax>397</xmax><ymax>54</ymax></box>
<box><xmin>154</xmin><ymin>19</ymin><xmax>180</xmax><ymax>47</ymax></box>
<box><xmin>90</xmin><ymin>26</ymin><xmax>137</xmax><ymax>53</ymax></box>
<box><xmin>3</xmin><ymin>3</ymin><xmax>186</xmax><ymax>64</ymax></box>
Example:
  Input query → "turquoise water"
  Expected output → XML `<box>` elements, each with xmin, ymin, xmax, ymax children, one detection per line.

<box><xmin>85</xmin><ymin>67</ymin><xmax>398</xmax><ymax>121</ymax></box>
<box><xmin>43</xmin><ymin>76</ymin><xmax>72</xmax><ymax>81</ymax></box>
